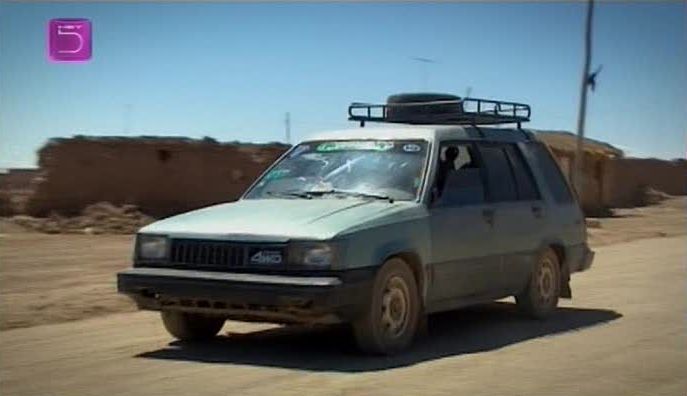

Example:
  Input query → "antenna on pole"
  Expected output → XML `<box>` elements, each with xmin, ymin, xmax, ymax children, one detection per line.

<box><xmin>410</xmin><ymin>57</ymin><xmax>436</xmax><ymax>91</ymax></box>
<box><xmin>573</xmin><ymin>0</ymin><xmax>595</xmax><ymax>199</ymax></box>
<box><xmin>464</xmin><ymin>86</ymin><xmax>473</xmax><ymax>98</ymax></box>
<box><xmin>285</xmin><ymin>112</ymin><xmax>291</xmax><ymax>144</ymax></box>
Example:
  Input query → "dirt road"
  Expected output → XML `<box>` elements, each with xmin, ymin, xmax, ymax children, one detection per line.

<box><xmin>0</xmin><ymin>233</ymin><xmax>136</xmax><ymax>330</ymax></box>
<box><xmin>1</xmin><ymin>235</ymin><xmax>684</xmax><ymax>396</ymax></box>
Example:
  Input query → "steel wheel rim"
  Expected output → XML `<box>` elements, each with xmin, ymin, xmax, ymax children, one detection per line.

<box><xmin>537</xmin><ymin>257</ymin><xmax>556</xmax><ymax>305</ymax></box>
<box><xmin>380</xmin><ymin>275</ymin><xmax>411</xmax><ymax>339</ymax></box>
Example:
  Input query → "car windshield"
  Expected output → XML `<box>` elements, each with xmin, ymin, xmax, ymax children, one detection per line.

<box><xmin>245</xmin><ymin>140</ymin><xmax>430</xmax><ymax>201</ymax></box>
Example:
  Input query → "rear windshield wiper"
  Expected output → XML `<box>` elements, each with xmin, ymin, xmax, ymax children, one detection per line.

<box><xmin>305</xmin><ymin>189</ymin><xmax>394</xmax><ymax>203</ymax></box>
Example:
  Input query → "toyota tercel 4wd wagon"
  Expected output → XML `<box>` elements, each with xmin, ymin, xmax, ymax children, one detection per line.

<box><xmin>118</xmin><ymin>93</ymin><xmax>594</xmax><ymax>354</ymax></box>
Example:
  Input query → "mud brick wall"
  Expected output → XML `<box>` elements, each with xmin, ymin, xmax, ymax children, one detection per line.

<box><xmin>548</xmin><ymin>149</ymin><xmax>608</xmax><ymax>215</ymax></box>
<box><xmin>0</xmin><ymin>169</ymin><xmax>40</xmax><ymax>215</ymax></box>
<box><xmin>604</xmin><ymin>158</ymin><xmax>687</xmax><ymax>208</ymax></box>
<box><xmin>0</xmin><ymin>168</ymin><xmax>39</xmax><ymax>191</ymax></box>
<box><xmin>25</xmin><ymin>137</ymin><xmax>289</xmax><ymax>217</ymax></box>
<box><xmin>21</xmin><ymin>135</ymin><xmax>685</xmax><ymax>218</ymax></box>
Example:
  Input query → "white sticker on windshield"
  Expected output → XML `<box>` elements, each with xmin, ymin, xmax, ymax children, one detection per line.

<box><xmin>403</xmin><ymin>143</ymin><xmax>421</xmax><ymax>153</ymax></box>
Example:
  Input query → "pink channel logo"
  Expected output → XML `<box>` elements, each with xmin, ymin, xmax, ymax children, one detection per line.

<box><xmin>47</xmin><ymin>19</ymin><xmax>92</xmax><ymax>63</ymax></box>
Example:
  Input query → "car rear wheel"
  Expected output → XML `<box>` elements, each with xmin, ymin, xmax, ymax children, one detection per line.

<box><xmin>161</xmin><ymin>311</ymin><xmax>225</xmax><ymax>341</ymax></box>
<box><xmin>516</xmin><ymin>248</ymin><xmax>561</xmax><ymax>319</ymax></box>
<box><xmin>353</xmin><ymin>258</ymin><xmax>421</xmax><ymax>355</ymax></box>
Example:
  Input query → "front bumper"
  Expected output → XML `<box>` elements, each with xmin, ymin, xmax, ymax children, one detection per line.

<box><xmin>117</xmin><ymin>267</ymin><xmax>374</xmax><ymax>324</ymax></box>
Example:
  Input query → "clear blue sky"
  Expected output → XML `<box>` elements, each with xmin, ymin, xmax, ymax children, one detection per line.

<box><xmin>1</xmin><ymin>2</ymin><xmax>685</xmax><ymax>168</ymax></box>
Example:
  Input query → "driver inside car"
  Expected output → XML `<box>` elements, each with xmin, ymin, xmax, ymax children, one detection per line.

<box><xmin>434</xmin><ymin>146</ymin><xmax>459</xmax><ymax>198</ymax></box>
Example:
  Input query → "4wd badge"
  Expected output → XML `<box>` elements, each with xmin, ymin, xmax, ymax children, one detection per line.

<box><xmin>250</xmin><ymin>250</ymin><xmax>283</xmax><ymax>265</ymax></box>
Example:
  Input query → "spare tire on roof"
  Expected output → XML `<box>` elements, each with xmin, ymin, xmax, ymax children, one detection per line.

<box><xmin>386</xmin><ymin>92</ymin><xmax>463</xmax><ymax>123</ymax></box>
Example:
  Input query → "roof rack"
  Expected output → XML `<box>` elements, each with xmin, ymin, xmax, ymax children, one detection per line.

<box><xmin>348</xmin><ymin>97</ymin><xmax>531</xmax><ymax>128</ymax></box>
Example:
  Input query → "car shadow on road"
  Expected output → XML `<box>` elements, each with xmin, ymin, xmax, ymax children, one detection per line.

<box><xmin>136</xmin><ymin>302</ymin><xmax>621</xmax><ymax>372</ymax></box>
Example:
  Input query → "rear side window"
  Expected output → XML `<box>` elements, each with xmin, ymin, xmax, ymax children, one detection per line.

<box><xmin>524</xmin><ymin>142</ymin><xmax>574</xmax><ymax>204</ymax></box>
<box><xmin>434</xmin><ymin>143</ymin><xmax>486</xmax><ymax>207</ymax></box>
<box><xmin>478</xmin><ymin>145</ymin><xmax>517</xmax><ymax>202</ymax></box>
<box><xmin>504</xmin><ymin>145</ymin><xmax>540</xmax><ymax>201</ymax></box>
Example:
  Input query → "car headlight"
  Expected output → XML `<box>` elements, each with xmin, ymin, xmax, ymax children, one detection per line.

<box><xmin>289</xmin><ymin>242</ymin><xmax>338</xmax><ymax>268</ymax></box>
<box><xmin>137</xmin><ymin>234</ymin><xmax>168</xmax><ymax>260</ymax></box>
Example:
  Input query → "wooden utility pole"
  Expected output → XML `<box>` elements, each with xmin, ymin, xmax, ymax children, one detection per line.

<box><xmin>573</xmin><ymin>0</ymin><xmax>595</xmax><ymax>196</ymax></box>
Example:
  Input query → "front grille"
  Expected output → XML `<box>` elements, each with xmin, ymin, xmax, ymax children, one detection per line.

<box><xmin>168</xmin><ymin>239</ymin><xmax>287</xmax><ymax>269</ymax></box>
<box><xmin>169</xmin><ymin>239</ymin><xmax>247</xmax><ymax>268</ymax></box>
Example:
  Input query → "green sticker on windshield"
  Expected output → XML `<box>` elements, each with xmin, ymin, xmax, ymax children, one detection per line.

<box><xmin>264</xmin><ymin>169</ymin><xmax>291</xmax><ymax>180</ymax></box>
<box><xmin>316</xmin><ymin>141</ymin><xmax>394</xmax><ymax>152</ymax></box>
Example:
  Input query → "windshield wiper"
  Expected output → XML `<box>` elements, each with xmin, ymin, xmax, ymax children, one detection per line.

<box><xmin>305</xmin><ymin>189</ymin><xmax>394</xmax><ymax>203</ymax></box>
<box><xmin>265</xmin><ymin>191</ymin><xmax>313</xmax><ymax>199</ymax></box>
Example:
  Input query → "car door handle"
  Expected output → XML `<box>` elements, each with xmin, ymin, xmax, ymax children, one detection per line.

<box><xmin>482</xmin><ymin>208</ymin><xmax>495</xmax><ymax>226</ymax></box>
<box><xmin>532</xmin><ymin>205</ymin><xmax>544</xmax><ymax>218</ymax></box>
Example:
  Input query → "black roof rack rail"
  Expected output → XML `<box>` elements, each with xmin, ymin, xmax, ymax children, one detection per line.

<box><xmin>348</xmin><ymin>97</ymin><xmax>531</xmax><ymax>128</ymax></box>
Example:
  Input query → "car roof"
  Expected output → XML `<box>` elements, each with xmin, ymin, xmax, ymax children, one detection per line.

<box><xmin>305</xmin><ymin>124</ymin><xmax>535</xmax><ymax>144</ymax></box>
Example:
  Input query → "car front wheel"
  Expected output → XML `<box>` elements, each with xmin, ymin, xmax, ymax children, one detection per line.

<box><xmin>353</xmin><ymin>258</ymin><xmax>421</xmax><ymax>355</ymax></box>
<box><xmin>161</xmin><ymin>311</ymin><xmax>225</xmax><ymax>341</ymax></box>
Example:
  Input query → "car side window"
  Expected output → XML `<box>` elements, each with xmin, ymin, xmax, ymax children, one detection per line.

<box><xmin>504</xmin><ymin>144</ymin><xmax>541</xmax><ymax>201</ymax></box>
<box><xmin>432</xmin><ymin>143</ymin><xmax>485</xmax><ymax>207</ymax></box>
<box><xmin>523</xmin><ymin>142</ymin><xmax>574</xmax><ymax>204</ymax></box>
<box><xmin>477</xmin><ymin>144</ymin><xmax>518</xmax><ymax>202</ymax></box>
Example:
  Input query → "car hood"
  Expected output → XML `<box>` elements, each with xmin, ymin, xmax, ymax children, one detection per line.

<box><xmin>140</xmin><ymin>198</ymin><xmax>423</xmax><ymax>241</ymax></box>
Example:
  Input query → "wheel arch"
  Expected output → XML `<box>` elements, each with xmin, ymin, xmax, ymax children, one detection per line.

<box><xmin>539</xmin><ymin>240</ymin><xmax>571</xmax><ymax>299</ymax></box>
<box><xmin>383</xmin><ymin>251</ymin><xmax>427</xmax><ymax>305</ymax></box>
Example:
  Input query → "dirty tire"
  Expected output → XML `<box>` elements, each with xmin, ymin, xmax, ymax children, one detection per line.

<box><xmin>161</xmin><ymin>311</ymin><xmax>225</xmax><ymax>341</ymax></box>
<box><xmin>353</xmin><ymin>258</ymin><xmax>420</xmax><ymax>355</ymax></box>
<box><xmin>516</xmin><ymin>248</ymin><xmax>561</xmax><ymax>319</ymax></box>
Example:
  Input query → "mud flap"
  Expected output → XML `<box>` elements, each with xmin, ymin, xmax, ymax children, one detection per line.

<box><xmin>561</xmin><ymin>280</ymin><xmax>572</xmax><ymax>298</ymax></box>
<box><xmin>560</xmin><ymin>264</ymin><xmax>572</xmax><ymax>299</ymax></box>
<box><xmin>415</xmin><ymin>314</ymin><xmax>429</xmax><ymax>339</ymax></box>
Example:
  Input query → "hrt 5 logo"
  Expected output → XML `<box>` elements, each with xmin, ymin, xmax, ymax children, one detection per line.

<box><xmin>48</xmin><ymin>19</ymin><xmax>92</xmax><ymax>62</ymax></box>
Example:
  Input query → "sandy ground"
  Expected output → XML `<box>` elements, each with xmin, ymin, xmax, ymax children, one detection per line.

<box><xmin>587</xmin><ymin>197</ymin><xmax>686</xmax><ymax>247</ymax></box>
<box><xmin>0</xmin><ymin>197</ymin><xmax>684</xmax><ymax>331</ymax></box>
<box><xmin>0</xmin><ymin>233</ymin><xmax>137</xmax><ymax>330</ymax></box>
<box><xmin>0</xmin><ymin>235</ymin><xmax>684</xmax><ymax>396</ymax></box>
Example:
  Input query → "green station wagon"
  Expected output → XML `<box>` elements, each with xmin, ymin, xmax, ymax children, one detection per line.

<box><xmin>118</xmin><ymin>93</ymin><xmax>594</xmax><ymax>354</ymax></box>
